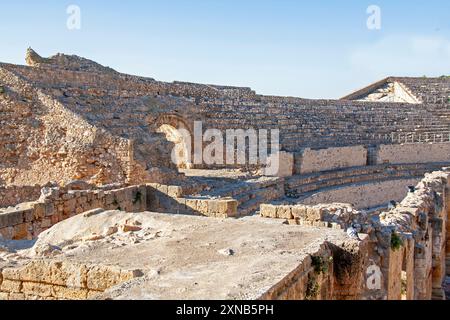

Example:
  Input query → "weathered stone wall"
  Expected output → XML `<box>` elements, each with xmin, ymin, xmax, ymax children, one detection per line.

<box><xmin>2</xmin><ymin>57</ymin><xmax>449</xmax><ymax>183</ymax></box>
<box><xmin>0</xmin><ymin>65</ymin><xmax>135</xmax><ymax>187</ymax></box>
<box><xmin>0</xmin><ymin>183</ymin><xmax>240</xmax><ymax>240</ymax></box>
<box><xmin>258</xmin><ymin>243</ymin><xmax>336</xmax><ymax>300</ymax></box>
<box><xmin>298</xmin><ymin>178</ymin><xmax>420</xmax><ymax>210</ymax></box>
<box><xmin>147</xmin><ymin>183</ymin><xmax>238</xmax><ymax>218</ymax></box>
<box><xmin>295</xmin><ymin>146</ymin><xmax>368</xmax><ymax>174</ymax></box>
<box><xmin>0</xmin><ymin>185</ymin><xmax>42</xmax><ymax>208</ymax></box>
<box><xmin>259</xmin><ymin>238</ymin><xmax>368</xmax><ymax>300</ymax></box>
<box><xmin>285</xmin><ymin>162</ymin><xmax>449</xmax><ymax>198</ymax></box>
<box><xmin>0</xmin><ymin>260</ymin><xmax>142</xmax><ymax>300</ymax></box>
<box><xmin>376</xmin><ymin>143</ymin><xmax>450</xmax><ymax>165</ymax></box>
<box><xmin>261</xmin><ymin>203</ymin><xmax>357</xmax><ymax>230</ymax></box>
<box><xmin>0</xmin><ymin>185</ymin><xmax>147</xmax><ymax>240</ymax></box>
<box><xmin>261</xmin><ymin>171</ymin><xmax>450</xmax><ymax>300</ymax></box>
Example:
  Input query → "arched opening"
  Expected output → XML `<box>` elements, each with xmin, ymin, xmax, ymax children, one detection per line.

<box><xmin>157</xmin><ymin>124</ymin><xmax>192</xmax><ymax>169</ymax></box>
<box><xmin>154</xmin><ymin>114</ymin><xmax>194</xmax><ymax>170</ymax></box>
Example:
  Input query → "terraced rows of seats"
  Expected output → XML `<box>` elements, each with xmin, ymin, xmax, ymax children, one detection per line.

<box><xmin>285</xmin><ymin>162</ymin><xmax>450</xmax><ymax>199</ymax></box>
<box><xmin>393</xmin><ymin>77</ymin><xmax>450</xmax><ymax>104</ymax></box>
<box><xmin>200</xmin><ymin>99</ymin><xmax>450</xmax><ymax>150</ymax></box>
<box><xmin>2</xmin><ymin>64</ymin><xmax>256</xmax><ymax>100</ymax></box>
<box><xmin>5</xmin><ymin>64</ymin><xmax>449</xmax><ymax>152</ymax></box>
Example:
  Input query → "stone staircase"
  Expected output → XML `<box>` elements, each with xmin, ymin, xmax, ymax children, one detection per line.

<box><xmin>285</xmin><ymin>162</ymin><xmax>450</xmax><ymax>198</ymax></box>
<box><xmin>198</xmin><ymin>177</ymin><xmax>285</xmax><ymax>216</ymax></box>
<box><xmin>7</xmin><ymin>63</ymin><xmax>449</xmax><ymax>154</ymax></box>
<box><xmin>200</xmin><ymin>98</ymin><xmax>450</xmax><ymax>151</ymax></box>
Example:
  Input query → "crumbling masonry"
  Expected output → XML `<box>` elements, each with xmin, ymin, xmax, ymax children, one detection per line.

<box><xmin>0</xmin><ymin>49</ymin><xmax>449</xmax><ymax>300</ymax></box>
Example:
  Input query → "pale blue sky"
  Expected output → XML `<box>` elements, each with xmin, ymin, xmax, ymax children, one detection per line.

<box><xmin>1</xmin><ymin>0</ymin><xmax>449</xmax><ymax>98</ymax></box>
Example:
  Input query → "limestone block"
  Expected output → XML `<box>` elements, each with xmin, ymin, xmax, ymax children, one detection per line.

<box><xmin>63</xmin><ymin>198</ymin><xmax>76</xmax><ymax>215</ymax></box>
<box><xmin>197</xmin><ymin>200</ymin><xmax>209</xmax><ymax>215</ymax></box>
<box><xmin>33</xmin><ymin>203</ymin><xmax>46</xmax><ymax>219</ymax></box>
<box><xmin>52</xmin><ymin>286</ymin><xmax>88</xmax><ymax>300</ymax></box>
<box><xmin>87</xmin><ymin>290</ymin><xmax>103</xmax><ymax>300</ymax></box>
<box><xmin>51</xmin><ymin>214</ymin><xmax>60</xmax><ymax>225</ymax></box>
<box><xmin>0</xmin><ymin>292</ymin><xmax>9</xmax><ymax>300</ymax></box>
<box><xmin>8</xmin><ymin>293</ymin><xmax>26</xmax><ymax>300</ymax></box>
<box><xmin>298</xmin><ymin>146</ymin><xmax>367</xmax><ymax>174</ymax></box>
<box><xmin>186</xmin><ymin>199</ymin><xmax>198</xmax><ymax>212</ymax></box>
<box><xmin>306</xmin><ymin>208</ymin><xmax>323</xmax><ymax>222</ymax></box>
<box><xmin>78</xmin><ymin>196</ymin><xmax>88</xmax><ymax>205</ymax></box>
<box><xmin>120</xmin><ymin>269</ymin><xmax>144</xmax><ymax>283</ymax></box>
<box><xmin>260</xmin><ymin>204</ymin><xmax>277</xmax><ymax>218</ymax></box>
<box><xmin>104</xmin><ymin>193</ymin><xmax>115</xmax><ymax>206</ymax></box>
<box><xmin>13</xmin><ymin>223</ymin><xmax>29</xmax><ymax>240</ymax></box>
<box><xmin>62</xmin><ymin>193</ymin><xmax>74</xmax><ymax>201</ymax></box>
<box><xmin>376</xmin><ymin>143</ymin><xmax>450</xmax><ymax>165</ymax></box>
<box><xmin>277</xmin><ymin>206</ymin><xmax>293</xmax><ymax>219</ymax></box>
<box><xmin>44</xmin><ymin>203</ymin><xmax>55</xmax><ymax>217</ymax></box>
<box><xmin>217</xmin><ymin>199</ymin><xmax>238</xmax><ymax>217</ymax></box>
<box><xmin>86</xmin><ymin>265</ymin><xmax>124</xmax><ymax>291</ymax></box>
<box><xmin>264</xmin><ymin>152</ymin><xmax>294</xmax><ymax>177</ymax></box>
<box><xmin>3</xmin><ymin>261</ymin><xmax>88</xmax><ymax>288</ymax></box>
<box><xmin>5</xmin><ymin>212</ymin><xmax>24</xmax><ymax>228</ymax></box>
<box><xmin>0</xmin><ymin>227</ymin><xmax>14</xmax><ymax>239</ymax></box>
<box><xmin>207</xmin><ymin>200</ymin><xmax>219</xmax><ymax>216</ymax></box>
<box><xmin>0</xmin><ymin>214</ymin><xmax>9</xmax><ymax>230</ymax></box>
<box><xmin>23</xmin><ymin>209</ymin><xmax>34</xmax><ymax>223</ymax></box>
<box><xmin>1</xmin><ymin>280</ymin><xmax>23</xmax><ymax>293</ymax></box>
<box><xmin>292</xmin><ymin>206</ymin><xmax>307</xmax><ymax>219</ymax></box>
<box><xmin>114</xmin><ymin>191</ymin><xmax>126</xmax><ymax>203</ymax></box>
<box><xmin>22</xmin><ymin>282</ymin><xmax>53</xmax><ymax>298</ymax></box>
<box><xmin>168</xmin><ymin>186</ymin><xmax>183</xmax><ymax>198</ymax></box>
<box><xmin>158</xmin><ymin>185</ymin><xmax>169</xmax><ymax>195</ymax></box>
<box><xmin>40</xmin><ymin>218</ymin><xmax>52</xmax><ymax>229</ymax></box>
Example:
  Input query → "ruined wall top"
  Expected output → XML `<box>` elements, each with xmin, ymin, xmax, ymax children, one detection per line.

<box><xmin>25</xmin><ymin>47</ymin><xmax>117</xmax><ymax>74</ymax></box>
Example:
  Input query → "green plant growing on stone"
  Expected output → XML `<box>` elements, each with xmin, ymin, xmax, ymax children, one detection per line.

<box><xmin>311</xmin><ymin>256</ymin><xmax>329</xmax><ymax>275</ymax></box>
<box><xmin>133</xmin><ymin>190</ymin><xmax>143</xmax><ymax>205</ymax></box>
<box><xmin>305</xmin><ymin>276</ymin><xmax>320</xmax><ymax>300</ymax></box>
<box><xmin>0</xmin><ymin>86</ymin><xmax>4</xmax><ymax>94</ymax></box>
<box><xmin>391</xmin><ymin>231</ymin><xmax>403</xmax><ymax>251</ymax></box>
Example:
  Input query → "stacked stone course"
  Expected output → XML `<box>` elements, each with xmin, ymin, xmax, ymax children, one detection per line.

<box><xmin>260</xmin><ymin>170</ymin><xmax>450</xmax><ymax>300</ymax></box>
<box><xmin>0</xmin><ymin>49</ymin><xmax>449</xmax><ymax>300</ymax></box>
<box><xmin>0</xmin><ymin>260</ymin><xmax>142</xmax><ymax>300</ymax></box>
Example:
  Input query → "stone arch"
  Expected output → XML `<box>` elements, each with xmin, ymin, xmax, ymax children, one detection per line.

<box><xmin>155</xmin><ymin>114</ymin><xmax>194</xmax><ymax>170</ymax></box>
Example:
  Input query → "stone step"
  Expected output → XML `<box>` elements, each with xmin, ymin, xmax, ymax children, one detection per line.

<box><xmin>286</xmin><ymin>163</ymin><xmax>450</xmax><ymax>197</ymax></box>
<box><xmin>287</xmin><ymin>163</ymin><xmax>449</xmax><ymax>189</ymax></box>
<box><xmin>238</xmin><ymin>196</ymin><xmax>265</xmax><ymax>216</ymax></box>
<box><xmin>289</xmin><ymin>171</ymin><xmax>426</xmax><ymax>196</ymax></box>
<box><xmin>289</xmin><ymin>176</ymin><xmax>425</xmax><ymax>205</ymax></box>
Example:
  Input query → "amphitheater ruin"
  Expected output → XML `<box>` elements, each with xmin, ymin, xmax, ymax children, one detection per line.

<box><xmin>0</xmin><ymin>48</ymin><xmax>449</xmax><ymax>300</ymax></box>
